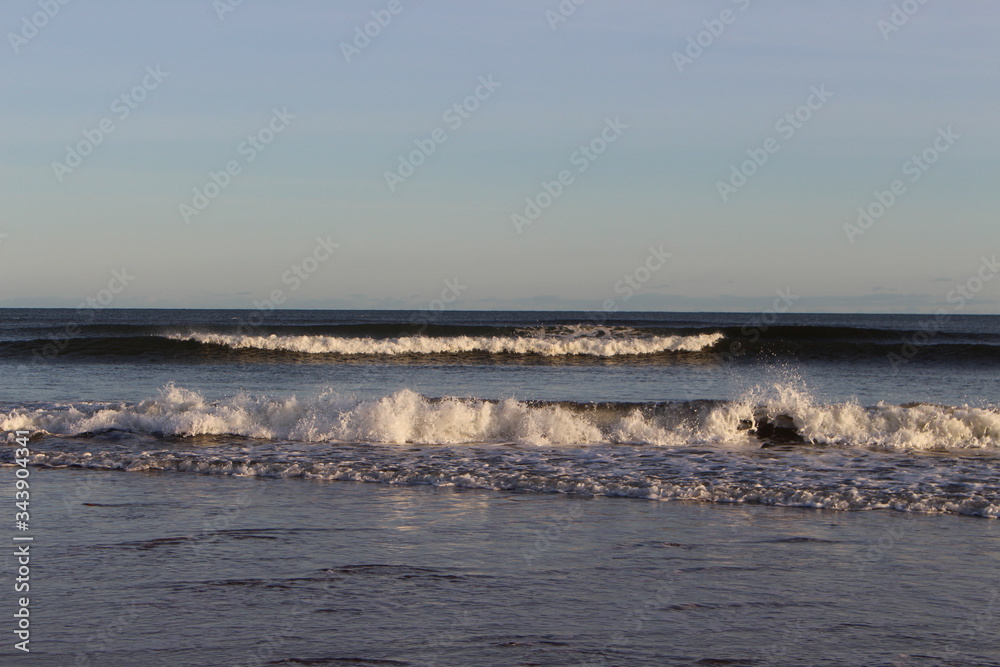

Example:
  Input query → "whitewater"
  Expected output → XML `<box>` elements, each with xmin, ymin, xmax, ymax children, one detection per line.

<box><xmin>5</xmin><ymin>382</ymin><xmax>1000</xmax><ymax>450</ymax></box>
<box><xmin>5</xmin><ymin>383</ymin><xmax>999</xmax><ymax>518</ymax></box>
<box><xmin>165</xmin><ymin>331</ymin><xmax>725</xmax><ymax>356</ymax></box>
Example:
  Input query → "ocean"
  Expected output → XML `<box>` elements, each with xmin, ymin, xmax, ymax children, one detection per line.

<box><xmin>2</xmin><ymin>308</ymin><xmax>1000</xmax><ymax>666</ymax></box>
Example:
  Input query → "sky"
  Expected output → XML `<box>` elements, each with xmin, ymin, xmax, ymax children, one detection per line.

<box><xmin>1</xmin><ymin>0</ymin><xmax>998</xmax><ymax>313</ymax></box>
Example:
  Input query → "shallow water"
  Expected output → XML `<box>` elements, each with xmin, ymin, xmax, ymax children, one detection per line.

<box><xmin>11</xmin><ymin>468</ymin><xmax>1000</xmax><ymax>666</ymax></box>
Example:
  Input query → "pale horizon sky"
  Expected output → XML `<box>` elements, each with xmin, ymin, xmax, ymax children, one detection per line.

<box><xmin>2</xmin><ymin>1</ymin><xmax>998</xmax><ymax>313</ymax></box>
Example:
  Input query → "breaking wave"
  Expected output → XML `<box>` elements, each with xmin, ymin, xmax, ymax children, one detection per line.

<box><xmin>164</xmin><ymin>331</ymin><xmax>724</xmax><ymax>357</ymax></box>
<box><xmin>3</xmin><ymin>383</ymin><xmax>1000</xmax><ymax>450</ymax></box>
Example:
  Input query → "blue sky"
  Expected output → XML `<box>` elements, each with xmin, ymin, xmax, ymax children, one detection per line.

<box><xmin>1</xmin><ymin>0</ymin><xmax>998</xmax><ymax>312</ymax></box>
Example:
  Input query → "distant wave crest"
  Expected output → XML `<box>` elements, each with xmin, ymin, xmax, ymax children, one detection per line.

<box><xmin>165</xmin><ymin>331</ymin><xmax>725</xmax><ymax>357</ymax></box>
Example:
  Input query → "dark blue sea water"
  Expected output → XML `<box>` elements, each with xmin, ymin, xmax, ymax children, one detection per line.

<box><xmin>3</xmin><ymin>309</ymin><xmax>1000</xmax><ymax>513</ymax></box>
<box><xmin>2</xmin><ymin>308</ymin><xmax>998</xmax><ymax>406</ymax></box>
<box><xmin>3</xmin><ymin>309</ymin><xmax>1000</xmax><ymax>665</ymax></box>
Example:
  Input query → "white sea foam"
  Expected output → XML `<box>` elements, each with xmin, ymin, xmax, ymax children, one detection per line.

<box><xmin>751</xmin><ymin>384</ymin><xmax>1000</xmax><ymax>450</ymax></box>
<box><xmin>165</xmin><ymin>331</ymin><xmax>724</xmax><ymax>356</ymax></box>
<box><xmin>3</xmin><ymin>383</ymin><xmax>1000</xmax><ymax>450</ymax></box>
<box><xmin>0</xmin><ymin>386</ymin><xmax>618</xmax><ymax>446</ymax></box>
<box><xmin>7</xmin><ymin>384</ymin><xmax>1000</xmax><ymax>517</ymax></box>
<box><xmin>22</xmin><ymin>445</ymin><xmax>1000</xmax><ymax>518</ymax></box>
